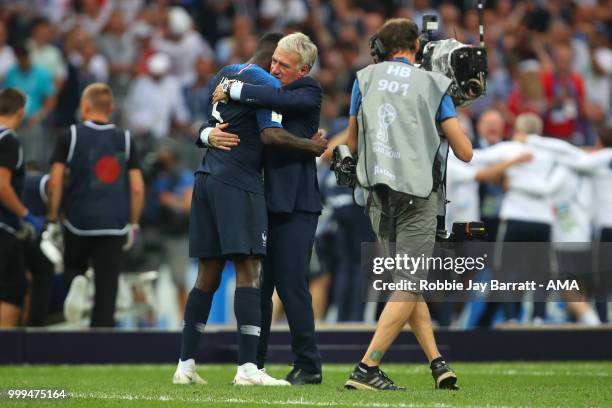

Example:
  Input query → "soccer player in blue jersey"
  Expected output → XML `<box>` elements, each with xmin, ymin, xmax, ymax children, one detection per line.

<box><xmin>211</xmin><ymin>32</ymin><xmax>325</xmax><ymax>385</ymax></box>
<box><xmin>173</xmin><ymin>32</ymin><xmax>327</xmax><ymax>386</ymax></box>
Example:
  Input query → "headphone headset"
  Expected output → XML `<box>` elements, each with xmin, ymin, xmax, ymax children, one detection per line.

<box><xmin>368</xmin><ymin>34</ymin><xmax>387</xmax><ymax>63</ymax></box>
<box><xmin>368</xmin><ymin>21</ymin><xmax>420</xmax><ymax>63</ymax></box>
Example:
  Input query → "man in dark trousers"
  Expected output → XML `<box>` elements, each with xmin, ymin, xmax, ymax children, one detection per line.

<box><xmin>212</xmin><ymin>32</ymin><xmax>323</xmax><ymax>385</ymax></box>
<box><xmin>21</xmin><ymin>171</ymin><xmax>54</xmax><ymax>326</ymax></box>
<box><xmin>173</xmin><ymin>32</ymin><xmax>327</xmax><ymax>386</ymax></box>
<box><xmin>47</xmin><ymin>83</ymin><xmax>145</xmax><ymax>327</ymax></box>
<box><xmin>0</xmin><ymin>88</ymin><xmax>45</xmax><ymax>327</ymax></box>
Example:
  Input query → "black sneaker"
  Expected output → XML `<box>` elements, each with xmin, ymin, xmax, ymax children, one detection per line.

<box><xmin>431</xmin><ymin>360</ymin><xmax>459</xmax><ymax>390</ymax></box>
<box><xmin>345</xmin><ymin>365</ymin><xmax>406</xmax><ymax>391</ymax></box>
<box><xmin>285</xmin><ymin>367</ymin><xmax>322</xmax><ymax>385</ymax></box>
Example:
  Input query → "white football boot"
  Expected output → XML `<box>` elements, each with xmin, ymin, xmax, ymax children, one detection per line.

<box><xmin>63</xmin><ymin>275</ymin><xmax>89</xmax><ymax>323</ymax></box>
<box><xmin>259</xmin><ymin>368</ymin><xmax>291</xmax><ymax>386</ymax></box>
<box><xmin>232</xmin><ymin>363</ymin><xmax>290</xmax><ymax>386</ymax></box>
<box><xmin>173</xmin><ymin>359</ymin><xmax>207</xmax><ymax>385</ymax></box>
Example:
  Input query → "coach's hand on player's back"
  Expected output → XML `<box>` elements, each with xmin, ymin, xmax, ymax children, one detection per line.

<box><xmin>209</xmin><ymin>123</ymin><xmax>240</xmax><ymax>151</ymax></box>
<box><xmin>310</xmin><ymin>130</ymin><xmax>328</xmax><ymax>156</ymax></box>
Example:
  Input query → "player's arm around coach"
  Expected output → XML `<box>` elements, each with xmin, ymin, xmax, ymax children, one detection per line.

<box><xmin>211</xmin><ymin>33</ymin><xmax>326</xmax><ymax>384</ymax></box>
<box><xmin>200</xmin><ymin>108</ymin><xmax>326</xmax><ymax>156</ymax></box>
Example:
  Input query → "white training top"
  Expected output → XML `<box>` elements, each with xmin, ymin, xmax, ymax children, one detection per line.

<box><xmin>526</xmin><ymin>136</ymin><xmax>612</xmax><ymax>231</ymax></box>
<box><xmin>592</xmin><ymin>149</ymin><xmax>612</xmax><ymax>229</ymax></box>
<box><xmin>445</xmin><ymin>151</ymin><xmax>480</xmax><ymax>231</ymax></box>
<box><xmin>472</xmin><ymin>140</ymin><xmax>566</xmax><ymax>225</ymax></box>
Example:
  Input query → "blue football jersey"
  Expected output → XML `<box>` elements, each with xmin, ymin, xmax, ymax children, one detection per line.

<box><xmin>197</xmin><ymin>63</ymin><xmax>282</xmax><ymax>194</ymax></box>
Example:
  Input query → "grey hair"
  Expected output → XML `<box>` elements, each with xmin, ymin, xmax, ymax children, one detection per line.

<box><xmin>277</xmin><ymin>32</ymin><xmax>318</xmax><ymax>70</ymax></box>
<box><xmin>514</xmin><ymin>113</ymin><xmax>543</xmax><ymax>135</ymax></box>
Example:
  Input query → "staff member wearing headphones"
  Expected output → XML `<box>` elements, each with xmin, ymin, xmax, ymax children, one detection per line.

<box><xmin>342</xmin><ymin>19</ymin><xmax>472</xmax><ymax>391</ymax></box>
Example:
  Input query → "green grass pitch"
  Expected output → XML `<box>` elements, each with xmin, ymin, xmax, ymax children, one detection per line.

<box><xmin>1</xmin><ymin>362</ymin><xmax>610</xmax><ymax>407</ymax></box>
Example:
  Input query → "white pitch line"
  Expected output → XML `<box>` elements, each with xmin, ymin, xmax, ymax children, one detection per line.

<box><xmin>454</xmin><ymin>370</ymin><xmax>609</xmax><ymax>377</ymax></box>
<box><xmin>72</xmin><ymin>392</ymin><xmax>513</xmax><ymax>408</ymax></box>
<box><xmin>316</xmin><ymin>366</ymin><xmax>610</xmax><ymax>377</ymax></box>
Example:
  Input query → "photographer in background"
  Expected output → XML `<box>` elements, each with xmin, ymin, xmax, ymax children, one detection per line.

<box><xmin>150</xmin><ymin>140</ymin><xmax>193</xmax><ymax>317</ymax></box>
<box><xmin>342</xmin><ymin>18</ymin><xmax>472</xmax><ymax>391</ymax></box>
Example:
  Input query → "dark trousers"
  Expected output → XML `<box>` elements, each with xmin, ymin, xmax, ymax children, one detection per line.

<box><xmin>64</xmin><ymin>230</ymin><xmax>124</xmax><ymax>327</ymax></box>
<box><xmin>0</xmin><ymin>229</ymin><xmax>26</xmax><ymax>307</ymax></box>
<box><xmin>333</xmin><ymin>204</ymin><xmax>376</xmax><ymax>321</ymax></box>
<box><xmin>596</xmin><ymin>228</ymin><xmax>612</xmax><ymax>322</ymax></box>
<box><xmin>257</xmin><ymin>211</ymin><xmax>322</xmax><ymax>374</ymax></box>
<box><xmin>501</xmin><ymin>219</ymin><xmax>551</xmax><ymax>321</ymax></box>
<box><xmin>24</xmin><ymin>239</ymin><xmax>54</xmax><ymax>326</ymax></box>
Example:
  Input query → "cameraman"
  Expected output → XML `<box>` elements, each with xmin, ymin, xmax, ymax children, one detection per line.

<box><xmin>343</xmin><ymin>19</ymin><xmax>472</xmax><ymax>391</ymax></box>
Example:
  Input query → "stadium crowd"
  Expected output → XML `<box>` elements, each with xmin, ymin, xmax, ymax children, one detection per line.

<box><xmin>0</xmin><ymin>0</ymin><xmax>610</xmax><ymax>328</ymax></box>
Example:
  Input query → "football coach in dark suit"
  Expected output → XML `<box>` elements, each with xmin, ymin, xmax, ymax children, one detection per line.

<box><xmin>213</xmin><ymin>32</ymin><xmax>323</xmax><ymax>384</ymax></box>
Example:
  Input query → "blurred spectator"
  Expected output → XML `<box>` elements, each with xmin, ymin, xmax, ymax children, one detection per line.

<box><xmin>97</xmin><ymin>9</ymin><xmax>138</xmax><ymax>112</ymax></box>
<box><xmin>582</xmin><ymin>30</ymin><xmax>611</xmax><ymax>128</ymax></box>
<box><xmin>355</xmin><ymin>12</ymin><xmax>384</xmax><ymax>66</ymax></box>
<box><xmin>75</xmin><ymin>36</ymin><xmax>109</xmax><ymax>83</ymax></box>
<box><xmin>541</xmin><ymin>43</ymin><xmax>587</xmax><ymax>143</ymax></box>
<box><xmin>335</xmin><ymin>40</ymin><xmax>362</xmax><ymax>114</ymax></box>
<box><xmin>64</xmin><ymin>26</ymin><xmax>109</xmax><ymax>84</ymax></box>
<box><xmin>411</xmin><ymin>0</ymin><xmax>437</xmax><ymax>31</ymax></box>
<box><xmin>183</xmin><ymin>56</ymin><xmax>215</xmax><ymax>130</ymax></box>
<box><xmin>0</xmin><ymin>21</ymin><xmax>15</xmax><ymax>81</ymax></box>
<box><xmin>476</xmin><ymin>109</ymin><xmax>506</xmax><ymax>148</ymax></box>
<box><xmin>547</xmin><ymin>19</ymin><xmax>590</xmax><ymax>76</ymax></box>
<box><xmin>259</xmin><ymin>0</ymin><xmax>308</xmax><ymax>31</ymax></box>
<box><xmin>123</xmin><ymin>53</ymin><xmax>191</xmax><ymax>155</ymax></box>
<box><xmin>150</xmin><ymin>140</ymin><xmax>193</xmax><ymax>317</ymax></box>
<box><xmin>475</xmin><ymin>109</ymin><xmax>506</xmax><ymax>241</ymax></box>
<box><xmin>192</xmin><ymin>0</ymin><xmax>254</xmax><ymax>46</ymax></box>
<box><xmin>214</xmin><ymin>15</ymin><xmax>254</xmax><ymax>65</ymax></box>
<box><xmin>54</xmin><ymin>27</ymin><xmax>96</xmax><ymax>127</ymax></box>
<box><xmin>69</xmin><ymin>0</ymin><xmax>115</xmax><ymax>35</ymax></box>
<box><xmin>27</xmin><ymin>16</ymin><xmax>67</xmax><ymax>88</ymax></box>
<box><xmin>115</xmin><ymin>0</ymin><xmax>146</xmax><ymax>23</ymax></box>
<box><xmin>439</xmin><ymin>3</ymin><xmax>467</xmax><ymax>43</ymax></box>
<box><xmin>152</xmin><ymin>6</ymin><xmax>213</xmax><ymax>86</ymax></box>
<box><xmin>4</xmin><ymin>45</ymin><xmax>56</xmax><ymax>166</ymax></box>
<box><xmin>4</xmin><ymin>45</ymin><xmax>55</xmax><ymax>124</ymax></box>
<box><xmin>321</xmin><ymin>168</ymin><xmax>375</xmax><ymax>322</ymax></box>
<box><xmin>132</xmin><ymin>21</ymin><xmax>155</xmax><ymax>76</ymax></box>
<box><xmin>507</xmin><ymin>60</ymin><xmax>547</xmax><ymax>123</ymax></box>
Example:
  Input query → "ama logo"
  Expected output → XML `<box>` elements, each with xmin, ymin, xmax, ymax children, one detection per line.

<box><xmin>94</xmin><ymin>155</ymin><xmax>122</xmax><ymax>184</ymax></box>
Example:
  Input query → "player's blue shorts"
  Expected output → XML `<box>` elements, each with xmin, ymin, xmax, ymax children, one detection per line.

<box><xmin>189</xmin><ymin>173</ymin><xmax>267</xmax><ymax>259</ymax></box>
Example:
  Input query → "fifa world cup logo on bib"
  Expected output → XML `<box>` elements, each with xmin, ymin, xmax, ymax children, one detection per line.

<box><xmin>376</xmin><ymin>103</ymin><xmax>397</xmax><ymax>143</ymax></box>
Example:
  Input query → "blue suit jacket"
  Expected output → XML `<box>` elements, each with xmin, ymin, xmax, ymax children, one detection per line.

<box><xmin>239</xmin><ymin>76</ymin><xmax>323</xmax><ymax>214</ymax></box>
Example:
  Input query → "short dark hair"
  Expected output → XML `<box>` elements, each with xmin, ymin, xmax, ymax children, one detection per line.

<box><xmin>0</xmin><ymin>88</ymin><xmax>26</xmax><ymax>116</ymax></box>
<box><xmin>30</xmin><ymin>16</ymin><xmax>50</xmax><ymax>32</ymax></box>
<box><xmin>337</xmin><ymin>40</ymin><xmax>359</xmax><ymax>54</ymax></box>
<box><xmin>13</xmin><ymin>44</ymin><xmax>29</xmax><ymax>59</ymax></box>
<box><xmin>376</xmin><ymin>18</ymin><xmax>419</xmax><ymax>56</ymax></box>
<box><xmin>252</xmin><ymin>32</ymin><xmax>284</xmax><ymax>60</ymax></box>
